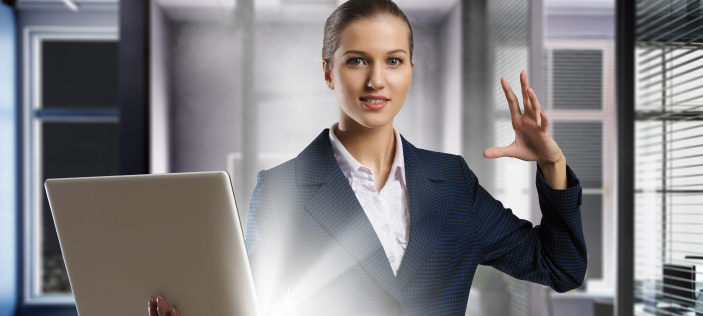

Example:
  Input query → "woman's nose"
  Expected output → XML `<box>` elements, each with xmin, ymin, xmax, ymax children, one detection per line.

<box><xmin>366</xmin><ymin>64</ymin><xmax>386</xmax><ymax>90</ymax></box>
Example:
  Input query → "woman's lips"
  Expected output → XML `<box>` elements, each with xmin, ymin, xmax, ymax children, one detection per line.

<box><xmin>359</xmin><ymin>96</ymin><xmax>389</xmax><ymax>110</ymax></box>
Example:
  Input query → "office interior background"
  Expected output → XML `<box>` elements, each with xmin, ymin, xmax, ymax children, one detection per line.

<box><xmin>0</xmin><ymin>0</ymin><xmax>700</xmax><ymax>315</ymax></box>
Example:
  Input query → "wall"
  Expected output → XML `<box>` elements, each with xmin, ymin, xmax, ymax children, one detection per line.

<box><xmin>168</xmin><ymin>19</ymin><xmax>244</xmax><ymax>171</ymax></box>
<box><xmin>546</xmin><ymin>6</ymin><xmax>614</xmax><ymax>41</ymax></box>
<box><xmin>0</xmin><ymin>4</ymin><xmax>17</xmax><ymax>316</ymax></box>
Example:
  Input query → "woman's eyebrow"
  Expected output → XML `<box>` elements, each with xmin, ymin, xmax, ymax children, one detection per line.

<box><xmin>342</xmin><ymin>50</ymin><xmax>367</xmax><ymax>56</ymax></box>
<box><xmin>387</xmin><ymin>49</ymin><xmax>408</xmax><ymax>55</ymax></box>
<box><xmin>341</xmin><ymin>49</ymin><xmax>408</xmax><ymax>56</ymax></box>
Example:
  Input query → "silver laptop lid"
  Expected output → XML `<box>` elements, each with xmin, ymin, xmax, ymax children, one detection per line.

<box><xmin>45</xmin><ymin>171</ymin><xmax>259</xmax><ymax>316</ymax></box>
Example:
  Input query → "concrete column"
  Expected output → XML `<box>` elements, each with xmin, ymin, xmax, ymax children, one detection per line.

<box><xmin>238</xmin><ymin>0</ymin><xmax>256</xmax><ymax>233</ymax></box>
<box><xmin>462</xmin><ymin>0</ymin><xmax>493</xmax><ymax>191</ymax></box>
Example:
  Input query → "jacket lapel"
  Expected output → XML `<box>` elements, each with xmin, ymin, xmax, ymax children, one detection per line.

<box><xmin>395</xmin><ymin>136</ymin><xmax>451</xmax><ymax>289</ymax></box>
<box><xmin>297</xmin><ymin>129</ymin><xmax>403</xmax><ymax>302</ymax></box>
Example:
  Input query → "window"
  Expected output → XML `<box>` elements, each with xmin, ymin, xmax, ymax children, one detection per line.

<box><xmin>634</xmin><ymin>0</ymin><xmax>703</xmax><ymax>314</ymax></box>
<box><xmin>23</xmin><ymin>28</ymin><xmax>119</xmax><ymax>304</ymax></box>
<box><xmin>543</xmin><ymin>43</ymin><xmax>618</xmax><ymax>292</ymax></box>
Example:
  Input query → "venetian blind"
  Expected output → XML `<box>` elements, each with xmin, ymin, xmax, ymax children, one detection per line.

<box><xmin>634</xmin><ymin>0</ymin><xmax>703</xmax><ymax>314</ymax></box>
<box><xmin>552</xmin><ymin>49</ymin><xmax>604</xmax><ymax>110</ymax></box>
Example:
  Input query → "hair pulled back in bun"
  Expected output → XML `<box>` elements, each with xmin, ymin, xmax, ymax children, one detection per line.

<box><xmin>322</xmin><ymin>0</ymin><xmax>413</xmax><ymax>71</ymax></box>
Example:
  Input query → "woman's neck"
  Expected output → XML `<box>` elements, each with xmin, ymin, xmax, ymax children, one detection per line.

<box><xmin>335</xmin><ymin>116</ymin><xmax>396</xmax><ymax>191</ymax></box>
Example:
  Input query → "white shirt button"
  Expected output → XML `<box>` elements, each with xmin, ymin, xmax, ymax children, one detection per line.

<box><xmin>380</xmin><ymin>198</ymin><xmax>386</xmax><ymax>204</ymax></box>
<box><xmin>388</xmin><ymin>255</ymin><xmax>395</xmax><ymax>263</ymax></box>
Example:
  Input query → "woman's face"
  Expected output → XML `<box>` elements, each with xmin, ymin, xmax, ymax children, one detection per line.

<box><xmin>324</xmin><ymin>16</ymin><xmax>414</xmax><ymax>129</ymax></box>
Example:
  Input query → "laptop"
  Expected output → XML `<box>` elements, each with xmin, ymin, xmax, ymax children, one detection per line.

<box><xmin>45</xmin><ymin>171</ymin><xmax>260</xmax><ymax>316</ymax></box>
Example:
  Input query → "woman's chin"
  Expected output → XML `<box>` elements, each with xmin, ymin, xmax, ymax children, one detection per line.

<box><xmin>353</xmin><ymin>115</ymin><xmax>394</xmax><ymax>129</ymax></box>
<box><xmin>340</xmin><ymin>104</ymin><xmax>399</xmax><ymax>129</ymax></box>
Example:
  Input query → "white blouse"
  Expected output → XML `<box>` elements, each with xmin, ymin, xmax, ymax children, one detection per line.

<box><xmin>328</xmin><ymin>122</ymin><xmax>410</xmax><ymax>275</ymax></box>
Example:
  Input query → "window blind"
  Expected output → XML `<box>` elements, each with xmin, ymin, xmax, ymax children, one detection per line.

<box><xmin>634</xmin><ymin>0</ymin><xmax>703</xmax><ymax>315</ymax></box>
<box><xmin>552</xmin><ymin>49</ymin><xmax>603</xmax><ymax>110</ymax></box>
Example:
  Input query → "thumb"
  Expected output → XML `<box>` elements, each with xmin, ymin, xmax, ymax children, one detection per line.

<box><xmin>483</xmin><ymin>144</ymin><xmax>516</xmax><ymax>159</ymax></box>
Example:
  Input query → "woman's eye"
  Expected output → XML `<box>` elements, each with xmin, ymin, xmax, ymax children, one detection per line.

<box><xmin>349</xmin><ymin>58</ymin><xmax>364</xmax><ymax>66</ymax></box>
<box><xmin>388</xmin><ymin>58</ymin><xmax>401</xmax><ymax>66</ymax></box>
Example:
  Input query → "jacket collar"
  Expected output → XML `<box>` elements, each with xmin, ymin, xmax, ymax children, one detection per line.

<box><xmin>394</xmin><ymin>136</ymin><xmax>450</xmax><ymax>289</ymax></box>
<box><xmin>296</xmin><ymin>129</ymin><xmax>443</xmax><ymax>185</ymax></box>
<box><xmin>296</xmin><ymin>128</ymin><xmax>450</xmax><ymax>301</ymax></box>
<box><xmin>295</xmin><ymin>129</ymin><xmax>338</xmax><ymax>187</ymax></box>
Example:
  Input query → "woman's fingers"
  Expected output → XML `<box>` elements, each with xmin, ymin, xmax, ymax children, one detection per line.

<box><xmin>148</xmin><ymin>299</ymin><xmax>159</xmax><ymax>316</ymax></box>
<box><xmin>171</xmin><ymin>308</ymin><xmax>181</xmax><ymax>316</ymax></box>
<box><xmin>528</xmin><ymin>87</ymin><xmax>542</xmax><ymax>125</ymax></box>
<box><xmin>520</xmin><ymin>71</ymin><xmax>532</xmax><ymax>115</ymax></box>
<box><xmin>501</xmin><ymin>77</ymin><xmax>521</xmax><ymax>117</ymax></box>
<box><xmin>540</xmin><ymin>110</ymin><xmax>550</xmax><ymax>133</ymax></box>
<box><xmin>157</xmin><ymin>297</ymin><xmax>170</xmax><ymax>316</ymax></box>
<box><xmin>483</xmin><ymin>144</ymin><xmax>517</xmax><ymax>159</ymax></box>
<box><xmin>502</xmin><ymin>72</ymin><xmax>544</xmax><ymax>127</ymax></box>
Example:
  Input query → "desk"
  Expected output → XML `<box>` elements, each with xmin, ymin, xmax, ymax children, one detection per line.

<box><xmin>634</xmin><ymin>302</ymin><xmax>703</xmax><ymax>316</ymax></box>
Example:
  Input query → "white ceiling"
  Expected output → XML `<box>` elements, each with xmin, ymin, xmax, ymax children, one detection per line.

<box><xmin>251</xmin><ymin>0</ymin><xmax>457</xmax><ymax>11</ymax></box>
<box><xmin>18</xmin><ymin>0</ymin><xmax>610</xmax><ymax>13</ymax></box>
<box><xmin>153</xmin><ymin>0</ymin><xmax>460</xmax><ymax>23</ymax></box>
<box><xmin>151</xmin><ymin>0</ymin><xmax>459</xmax><ymax>10</ymax></box>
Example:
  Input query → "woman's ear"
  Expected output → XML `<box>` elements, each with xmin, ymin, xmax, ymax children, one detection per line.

<box><xmin>322</xmin><ymin>60</ymin><xmax>334</xmax><ymax>90</ymax></box>
<box><xmin>411</xmin><ymin>61</ymin><xmax>415</xmax><ymax>69</ymax></box>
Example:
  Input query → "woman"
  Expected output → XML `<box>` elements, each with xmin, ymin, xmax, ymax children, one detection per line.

<box><xmin>149</xmin><ymin>0</ymin><xmax>586</xmax><ymax>315</ymax></box>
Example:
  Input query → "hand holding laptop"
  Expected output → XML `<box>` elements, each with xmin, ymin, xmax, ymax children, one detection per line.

<box><xmin>148</xmin><ymin>297</ymin><xmax>181</xmax><ymax>316</ymax></box>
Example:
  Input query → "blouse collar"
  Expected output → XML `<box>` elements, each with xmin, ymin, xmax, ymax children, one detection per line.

<box><xmin>328</xmin><ymin>122</ymin><xmax>406</xmax><ymax>186</ymax></box>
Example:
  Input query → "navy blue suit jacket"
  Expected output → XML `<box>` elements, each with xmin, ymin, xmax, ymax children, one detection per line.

<box><xmin>246</xmin><ymin>129</ymin><xmax>587</xmax><ymax>316</ymax></box>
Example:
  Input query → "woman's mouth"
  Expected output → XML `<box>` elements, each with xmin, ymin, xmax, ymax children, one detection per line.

<box><xmin>360</xmin><ymin>96</ymin><xmax>389</xmax><ymax>110</ymax></box>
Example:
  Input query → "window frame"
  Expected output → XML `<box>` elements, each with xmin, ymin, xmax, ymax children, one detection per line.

<box><xmin>21</xmin><ymin>26</ymin><xmax>118</xmax><ymax>306</ymax></box>
<box><xmin>544</xmin><ymin>41</ymin><xmax>617</xmax><ymax>294</ymax></box>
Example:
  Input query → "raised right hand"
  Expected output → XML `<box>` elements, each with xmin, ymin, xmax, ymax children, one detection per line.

<box><xmin>148</xmin><ymin>296</ymin><xmax>181</xmax><ymax>316</ymax></box>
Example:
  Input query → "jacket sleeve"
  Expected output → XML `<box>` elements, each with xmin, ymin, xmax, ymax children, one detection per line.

<box><xmin>246</xmin><ymin>170</ymin><xmax>287</xmax><ymax>315</ymax></box>
<box><xmin>459</xmin><ymin>155</ymin><xmax>588</xmax><ymax>292</ymax></box>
